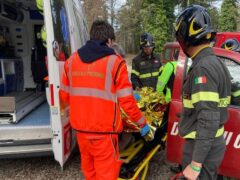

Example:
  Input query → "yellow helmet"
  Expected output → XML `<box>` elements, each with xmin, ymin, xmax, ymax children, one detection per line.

<box><xmin>41</xmin><ymin>25</ymin><xmax>47</xmax><ymax>47</ymax></box>
<box><xmin>36</xmin><ymin>0</ymin><xmax>43</xmax><ymax>14</ymax></box>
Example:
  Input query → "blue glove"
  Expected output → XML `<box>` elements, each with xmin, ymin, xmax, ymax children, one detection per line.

<box><xmin>134</xmin><ymin>93</ymin><xmax>141</xmax><ymax>101</ymax></box>
<box><xmin>140</xmin><ymin>124</ymin><xmax>150</xmax><ymax>137</ymax></box>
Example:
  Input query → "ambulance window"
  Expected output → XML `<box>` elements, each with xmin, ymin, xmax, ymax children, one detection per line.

<box><xmin>73</xmin><ymin>6</ymin><xmax>88</xmax><ymax>45</ymax></box>
<box><xmin>72</xmin><ymin>1</ymin><xmax>89</xmax><ymax>46</ymax></box>
<box><xmin>219</xmin><ymin>56</ymin><xmax>240</xmax><ymax>107</ymax></box>
<box><xmin>50</xmin><ymin>0</ymin><xmax>71</xmax><ymax>61</ymax></box>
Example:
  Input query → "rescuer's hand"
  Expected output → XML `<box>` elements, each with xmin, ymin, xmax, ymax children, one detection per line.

<box><xmin>140</xmin><ymin>124</ymin><xmax>156</xmax><ymax>141</ymax></box>
<box><xmin>183</xmin><ymin>161</ymin><xmax>201</xmax><ymax>180</ymax></box>
<box><xmin>133</xmin><ymin>93</ymin><xmax>141</xmax><ymax>101</ymax></box>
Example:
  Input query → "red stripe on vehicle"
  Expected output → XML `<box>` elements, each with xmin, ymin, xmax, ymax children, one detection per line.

<box><xmin>50</xmin><ymin>84</ymin><xmax>54</xmax><ymax>106</ymax></box>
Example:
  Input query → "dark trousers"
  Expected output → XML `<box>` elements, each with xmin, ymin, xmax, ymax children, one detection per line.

<box><xmin>182</xmin><ymin>136</ymin><xmax>226</xmax><ymax>180</ymax></box>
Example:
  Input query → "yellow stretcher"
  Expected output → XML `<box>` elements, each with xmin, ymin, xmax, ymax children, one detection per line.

<box><xmin>118</xmin><ymin>134</ymin><xmax>167</xmax><ymax>180</ymax></box>
<box><xmin>119</xmin><ymin>87</ymin><xmax>168</xmax><ymax>179</ymax></box>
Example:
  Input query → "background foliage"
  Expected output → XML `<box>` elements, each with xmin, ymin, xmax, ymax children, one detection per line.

<box><xmin>219</xmin><ymin>0</ymin><xmax>238</xmax><ymax>32</ymax></box>
<box><xmin>82</xmin><ymin>0</ymin><xmax>240</xmax><ymax>54</ymax></box>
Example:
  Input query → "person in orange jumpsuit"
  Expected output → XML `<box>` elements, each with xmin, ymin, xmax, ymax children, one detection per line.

<box><xmin>59</xmin><ymin>20</ymin><xmax>151</xmax><ymax>180</ymax></box>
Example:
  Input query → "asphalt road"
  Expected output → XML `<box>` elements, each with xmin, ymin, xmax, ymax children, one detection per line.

<box><xmin>0</xmin><ymin>150</ymin><xmax>175</xmax><ymax>180</ymax></box>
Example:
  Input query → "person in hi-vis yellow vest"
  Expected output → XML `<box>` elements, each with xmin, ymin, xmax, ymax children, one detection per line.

<box><xmin>156</xmin><ymin>58</ymin><xmax>178</xmax><ymax>103</ymax></box>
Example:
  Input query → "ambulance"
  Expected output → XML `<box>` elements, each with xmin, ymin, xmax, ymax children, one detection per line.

<box><xmin>0</xmin><ymin>0</ymin><xmax>88</xmax><ymax>168</ymax></box>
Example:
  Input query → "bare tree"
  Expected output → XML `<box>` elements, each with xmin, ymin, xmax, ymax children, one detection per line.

<box><xmin>82</xmin><ymin>0</ymin><xmax>108</xmax><ymax>29</ymax></box>
<box><xmin>116</xmin><ymin>0</ymin><xmax>144</xmax><ymax>53</ymax></box>
<box><xmin>108</xmin><ymin>0</ymin><xmax>116</xmax><ymax>26</ymax></box>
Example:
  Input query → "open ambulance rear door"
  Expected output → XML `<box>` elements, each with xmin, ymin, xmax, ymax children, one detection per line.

<box><xmin>43</xmin><ymin>0</ymin><xmax>88</xmax><ymax>168</ymax></box>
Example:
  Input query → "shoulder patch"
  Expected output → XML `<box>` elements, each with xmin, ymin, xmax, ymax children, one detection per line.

<box><xmin>194</xmin><ymin>76</ymin><xmax>207</xmax><ymax>84</ymax></box>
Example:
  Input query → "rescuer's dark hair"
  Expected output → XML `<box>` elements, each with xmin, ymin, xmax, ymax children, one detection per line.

<box><xmin>90</xmin><ymin>20</ymin><xmax>115</xmax><ymax>43</ymax></box>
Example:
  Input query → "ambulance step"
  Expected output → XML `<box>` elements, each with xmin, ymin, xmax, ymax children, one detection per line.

<box><xmin>0</xmin><ymin>144</ymin><xmax>52</xmax><ymax>156</ymax></box>
<box><xmin>0</xmin><ymin>126</ymin><xmax>52</xmax><ymax>142</ymax></box>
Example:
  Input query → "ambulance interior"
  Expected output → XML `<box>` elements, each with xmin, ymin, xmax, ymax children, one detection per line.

<box><xmin>0</xmin><ymin>0</ymin><xmax>51</xmax><ymax>156</ymax></box>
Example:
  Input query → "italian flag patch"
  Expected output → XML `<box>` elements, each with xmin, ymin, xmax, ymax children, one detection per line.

<box><xmin>194</xmin><ymin>76</ymin><xmax>207</xmax><ymax>84</ymax></box>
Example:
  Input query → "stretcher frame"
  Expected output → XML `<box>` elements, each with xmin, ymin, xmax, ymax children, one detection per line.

<box><xmin>118</xmin><ymin>134</ymin><xmax>167</xmax><ymax>180</ymax></box>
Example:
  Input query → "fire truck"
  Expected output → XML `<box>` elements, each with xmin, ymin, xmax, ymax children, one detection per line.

<box><xmin>164</xmin><ymin>42</ymin><xmax>240</xmax><ymax>179</ymax></box>
<box><xmin>214</xmin><ymin>32</ymin><xmax>240</xmax><ymax>48</ymax></box>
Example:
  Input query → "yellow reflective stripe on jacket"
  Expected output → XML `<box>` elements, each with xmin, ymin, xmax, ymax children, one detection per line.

<box><xmin>139</xmin><ymin>71</ymin><xmax>159</xmax><ymax>79</ymax></box>
<box><xmin>183</xmin><ymin>98</ymin><xmax>194</xmax><ymax>108</ymax></box>
<box><xmin>183</xmin><ymin>94</ymin><xmax>230</xmax><ymax>108</ymax></box>
<box><xmin>219</xmin><ymin>96</ymin><xmax>231</xmax><ymax>107</ymax></box>
<box><xmin>152</xmin><ymin>72</ymin><xmax>159</xmax><ymax>76</ymax></box>
<box><xmin>191</xmin><ymin>92</ymin><xmax>219</xmax><ymax>104</ymax></box>
<box><xmin>131</xmin><ymin>69</ymin><xmax>140</xmax><ymax>76</ymax></box>
<box><xmin>183</xmin><ymin>91</ymin><xmax>219</xmax><ymax>109</ymax></box>
<box><xmin>232</xmin><ymin>90</ymin><xmax>240</xmax><ymax>97</ymax></box>
<box><xmin>140</xmin><ymin>73</ymin><xmax>151</xmax><ymax>78</ymax></box>
<box><xmin>165</xmin><ymin>87</ymin><xmax>172</xmax><ymax>103</ymax></box>
<box><xmin>183</xmin><ymin>126</ymin><xmax>224</xmax><ymax>139</ymax></box>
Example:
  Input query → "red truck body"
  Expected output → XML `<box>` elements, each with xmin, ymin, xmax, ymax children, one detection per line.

<box><xmin>214</xmin><ymin>32</ymin><xmax>240</xmax><ymax>48</ymax></box>
<box><xmin>164</xmin><ymin>42</ymin><xmax>240</xmax><ymax>179</ymax></box>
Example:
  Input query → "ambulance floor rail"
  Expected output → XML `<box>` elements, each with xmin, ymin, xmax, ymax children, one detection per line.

<box><xmin>118</xmin><ymin>134</ymin><xmax>167</xmax><ymax>180</ymax></box>
<box><xmin>0</xmin><ymin>91</ymin><xmax>46</xmax><ymax>124</ymax></box>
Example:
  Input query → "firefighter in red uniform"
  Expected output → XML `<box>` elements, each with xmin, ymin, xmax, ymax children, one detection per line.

<box><xmin>59</xmin><ymin>20</ymin><xmax>152</xmax><ymax>180</ymax></box>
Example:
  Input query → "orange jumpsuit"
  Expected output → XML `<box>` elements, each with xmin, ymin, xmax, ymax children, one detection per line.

<box><xmin>59</xmin><ymin>53</ymin><xmax>146</xmax><ymax>180</ymax></box>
